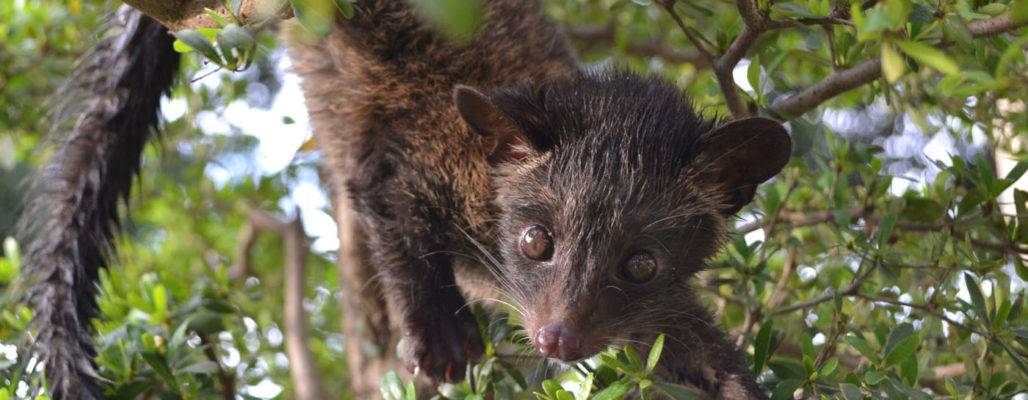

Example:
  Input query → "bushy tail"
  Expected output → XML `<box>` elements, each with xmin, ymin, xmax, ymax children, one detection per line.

<box><xmin>18</xmin><ymin>6</ymin><xmax>180</xmax><ymax>399</ymax></box>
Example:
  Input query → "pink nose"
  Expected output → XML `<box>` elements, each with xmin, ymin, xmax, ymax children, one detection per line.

<box><xmin>534</xmin><ymin>323</ymin><xmax>580</xmax><ymax>361</ymax></box>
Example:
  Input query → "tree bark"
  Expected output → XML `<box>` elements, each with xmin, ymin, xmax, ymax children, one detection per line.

<box><xmin>247</xmin><ymin>209</ymin><xmax>327</xmax><ymax>400</ymax></box>
<box><xmin>120</xmin><ymin>0</ymin><xmax>290</xmax><ymax>31</ymax></box>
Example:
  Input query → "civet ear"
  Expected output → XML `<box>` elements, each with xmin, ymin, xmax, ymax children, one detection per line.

<box><xmin>454</xmin><ymin>85</ymin><xmax>540</xmax><ymax>165</ymax></box>
<box><xmin>693</xmin><ymin>117</ymin><xmax>792</xmax><ymax>214</ymax></box>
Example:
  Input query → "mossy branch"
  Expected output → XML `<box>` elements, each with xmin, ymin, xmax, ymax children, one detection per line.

<box><xmin>121</xmin><ymin>0</ymin><xmax>289</xmax><ymax>31</ymax></box>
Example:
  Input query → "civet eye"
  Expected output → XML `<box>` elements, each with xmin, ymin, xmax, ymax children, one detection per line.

<box><xmin>621</xmin><ymin>252</ymin><xmax>657</xmax><ymax>283</ymax></box>
<box><xmin>520</xmin><ymin>226</ymin><xmax>554</xmax><ymax>261</ymax></box>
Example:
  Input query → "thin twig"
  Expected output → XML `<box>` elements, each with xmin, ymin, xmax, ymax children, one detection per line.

<box><xmin>856</xmin><ymin>294</ymin><xmax>986</xmax><ymax>337</ymax></box>
<box><xmin>771</xmin><ymin>252</ymin><xmax>875</xmax><ymax>315</ymax></box>
<box><xmin>657</xmin><ymin>0</ymin><xmax>716</xmax><ymax>64</ymax></box>
<box><xmin>735</xmin><ymin>206</ymin><xmax>869</xmax><ymax>234</ymax></box>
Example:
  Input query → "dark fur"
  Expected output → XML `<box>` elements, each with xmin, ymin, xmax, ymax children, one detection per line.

<box><xmin>292</xmin><ymin>1</ymin><xmax>788</xmax><ymax>398</ymax></box>
<box><xmin>18</xmin><ymin>6</ymin><xmax>180</xmax><ymax>399</ymax></box>
<box><xmin>289</xmin><ymin>0</ymin><xmax>579</xmax><ymax>384</ymax></box>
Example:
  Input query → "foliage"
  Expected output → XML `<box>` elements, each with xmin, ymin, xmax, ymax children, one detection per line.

<box><xmin>1</xmin><ymin>0</ymin><xmax>1027</xmax><ymax>399</ymax></box>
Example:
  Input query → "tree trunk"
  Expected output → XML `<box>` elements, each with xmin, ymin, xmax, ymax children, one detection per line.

<box><xmin>326</xmin><ymin>181</ymin><xmax>411</xmax><ymax>397</ymax></box>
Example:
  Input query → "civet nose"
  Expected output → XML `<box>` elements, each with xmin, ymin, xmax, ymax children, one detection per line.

<box><xmin>534</xmin><ymin>323</ymin><xmax>580</xmax><ymax>361</ymax></box>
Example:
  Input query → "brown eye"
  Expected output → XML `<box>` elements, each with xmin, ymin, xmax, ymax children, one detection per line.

<box><xmin>520</xmin><ymin>226</ymin><xmax>554</xmax><ymax>261</ymax></box>
<box><xmin>621</xmin><ymin>252</ymin><xmax>657</xmax><ymax>283</ymax></box>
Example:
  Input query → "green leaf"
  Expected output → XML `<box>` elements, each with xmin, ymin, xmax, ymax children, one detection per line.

<box><xmin>600</xmin><ymin>353</ymin><xmax>633</xmax><ymax>374</ymax></box>
<box><xmin>864</xmin><ymin>370</ymin><xmax>887</xmax><ymax>385</ymax></box>
<box><xmin>771</xmin><ymin>379</ymin><xmax>804</xmax><ymax>400</ymax></box>
<box><xmin>883</xmin><ymin>332</ymin><xmax>919</xmax><ymax>367</ymax></box>
<box><xmin>998</xmin><ymin>340</ymin><xmax>1028</xmax><ymax>375</ymax></box>
<box><xmin>293</xmin><ymin>0</ymin><xmax>336</xmax><ymax>37</ymax></box>
<box><xmin>168</xmin><ymin>319</ymin><xmax>190</xmax><ymax>353</ymax></box>
<box><xmin>216</xmin><ymin>24</ymin><xmax>253</xmax><ymax>53</ymax></box>
<box><xmin>646</xmin><ymin>334</ymin><xmax>665</xmax><ymax>373</ymax></box>
<box><xmin>203</xmin><ymin>7</ymin><xmax>230</xmax><ymax>26</ymax></box>
<box><xmin>1001</xmin><ymin>161</ymin><xmax>1028</xmax><ymax>189</ymax></box>
<box><xmin>1014</xmin><ymin>0</ymin><xmax>1028</xmax><ymax>22</ymax></box>
<box><xmin>845</xmin><ymin>335</ymin><xmax>878</xmax><ymax>363</ymax></box>
<box><xmin>747</xmin><ymin>56</ymin><xmax>763</xmax><ymax>104</ymax></box>
<box><xmin>202</xmin><ymin>298</ymin><xmax>237</xmax><ymax>314</ymax></box>
<box><xmin>178</xmin><ymin>360</ymin><xmax>219</xmax><ymax>374</ymax></box>
<box><xmin>542</xmin><ymin>380</ymin><xmax>562</xmax><ymax>398</ymax></box>
<box><xmin>883</xmin><ymin>323</ymin><xmax>914</xmax><ymax>356</ymax></box>
<box><xmin>140</xmin><ymin>351</ymin><xmax>179</xmax><ymax>392</ymax></box>
<box><xmin>591</xmin><ymin>381</ymin><xmax>633</xmax><ymax>400</ymax></box>
<box><xmin>380</xmin><ymin>371</ymin><xmax>404</xmax><ymax>400</ymax></box>
<box><xmin>186</xmin><ymin>311</ymin><xmax>226</xmax><ymax>333</ymax></box>
<box><xmin>876</xmin><ymin>212</ymin><xmax>897</xmax><ymax>249</ymax></box>
<box><xmin>652</xmin><ymin>382</ymin><xmax>705</xmax><ymax>400</ymax></box>
<box><xmin>173</xmin><ymin>39</ymin><xmax>194</xmax><ymax>53</ymax></box>
<box><xmin>884</xmin><ymin>0</ymin><xmax>912</xmax><ymax>28</ymax></box>
<box><xmin>411</xmin><ymin>0</ymin><xmax>484</xmax><ymax>43</ymax></box>
<box><xmin>624</xmin><ymin>344</ymin><xmax>644</xmax><ymax>372</ymax></box>
<box><xmin>964</xmin><ymin>273</ymin><xmax>990</xmax><ymax>323</ymax></box>
<box><xmin>151</xmin><ymin>284</ymin><xmax>167</xmax><ymax>315</ymax></box>
<box><xmin>900</xmin><ymin>195</ymin><xmax>946</xmax><ymax>222</ymax></box>
<box><xmin>993</xmin><ymin>298</ymin><xmax>1012</xmax><ymax>330</ymax></box>
<box><xmin>335</xmin><ymin>0</ymin><xmax>355</xmax><ymax>18</ymax></box>
<box><xmin>944</xmin><ymin>376</ymin><xmax>960</xmax><ymax>398</ymax></box>
<box><xmin>840</xmin><ymin>383</ymin><xmax>863</xmax><ymax>400</ymax></box>
<box><xmin>979</xmin><ymin>3</ymin><xmax>1009</xmax><ymax>15</ymax></box>
<box><xmin>899</xmin><ymin>352</ymin><xmax>918</xmax><ymax>385</ymax></box>
<box><xmin>943</xmin><ymin>16</ymin><xmax>974</xmax><ymax>46</ymax></box>
<box><xmin>753</xmin><ymin>321</ymin><xmax>774</xmax><ymax>374</ymax></box>
<box><xmin>881</xmin><ymin>42</ymin><xmax>905</xmax><ymax>83</ymax></box>
<box><xmin>893</xmin><ymin>40</ymin><xmax>960</xmax><ymax>75</ymax></box>
<box><xmin>821</xmin><ymin>357</ymin><xmax>838</xmax><ymax>377</ymax></box>
<box><xmin>576</xmin><ymin>373</ymin><xmax>593</xmax><ymax>400</ymax></box>
<box><xmin>173</xmin><ymin>29</ymin><xmax>223</xmax><ymax>62</ymax></box>
<box><xmin>499</xmin><ymin>360</ymin><xmax>527</xmax><ymax>390</ymax></box>
<box><xmin>405</xmin><ymin>380</ymin><xmax>416</xmax><ymax>400</ymax></box>
<box><xmin>769</xmin><ymin>358</ymin><xmax>807</xmax><ymax>380</ymax></box>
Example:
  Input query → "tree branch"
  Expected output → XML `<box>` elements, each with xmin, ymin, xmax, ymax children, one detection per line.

<box><xmin>659</xmin><ymin>0</ymin><xmax>758</xmax><ymax>117</ymax></box>
<box><xmin>737</xmin><ymin>205</ymin><xmax>1028</xmax><ymax>256</ymax></box>
<box><xmin>246</xmin><ymin>209</ymin><xmax>327</xmax><ymax>400</ymax></box>
<box><xmin>121</xmin><ymin>0</ymin><xmax>290</xmax><ymax>31</ymax></box>
<box><xmin>770</xmin><ymin>13</ymin><xmax>1027</xmax><ymax>117</ymax></box>
<box><xmin>198</xmin><ymin>333</ymin><xmax>236</xmax><ymax>400</ymax></box>
<box><xmin>231</xmin><ymin>222</ymin><xmax>257</xmax><ymax>279</ymax></box>
<box><xmin>769</xmin><ymin>58</ymin><xmax>882</xmax><ymax>118</ymax></box>
<box><xmin>735</xmin><ymin>206</ymin><xmax>870</xmax><ymax>234</ymax></box>
<box><xmin>565</xmin><ymin>24</ymin><xmax>710</xmax><ymax>67</ymax></box>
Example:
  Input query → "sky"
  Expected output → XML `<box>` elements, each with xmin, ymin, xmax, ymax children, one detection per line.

<box><xmin>163</xmin><ymin>55</ymin><xmax>341</xmax><ymax>255</ymax></box>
